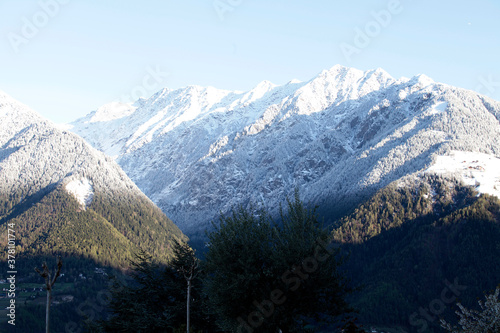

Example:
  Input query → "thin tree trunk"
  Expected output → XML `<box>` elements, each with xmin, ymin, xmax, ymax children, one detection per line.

<box><xmin>187</xmin><ymin>278</ymin><xmax>191</xmax><ymax>333</ymax></box>
<box><xmin>35</xmin><ymin>258</ymin><xmax>62</xmax><ymax>333</ymax></box>
<box><xmin>46</xmin><ymin>289</ymin><xmax>51</xmax><ymax>333</ymax></box>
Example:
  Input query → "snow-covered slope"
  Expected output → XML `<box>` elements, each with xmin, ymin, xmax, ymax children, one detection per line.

<box><xmin>70</xmin><ymin>65</ymin><xmax>500</xmax><ymax>238</ymax></box>
<box><xmin>0</xmin><ymin>92</ymin><xmax>140</xmax><ymax>203</ymax></box>
<box><xmin>425</xmin><ymin>151</ymin><xmax>500</xmax><ymax>198</ymax></box>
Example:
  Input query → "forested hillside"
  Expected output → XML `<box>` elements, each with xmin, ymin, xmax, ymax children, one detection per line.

<box><xmin>333</xmin><ymin>176</ymin><xmax>500</xmax><ymax>331</ymax></box>
<box><xmin>0</xmin><ymin>185</ymin><xmax>184</xmax><ymax>267</ymax></box>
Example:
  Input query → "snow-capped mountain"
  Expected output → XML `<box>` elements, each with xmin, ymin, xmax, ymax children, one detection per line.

<box><xmin>0</xmin><ymin>90</ymin><xmax>185</xmax><ymax>263</ymax></box>
<box><xmin>0</xmin><ymin>90</ymin><xmax>144</xmax><ymax>205</ymax></box>
<box><xmin>69</xmin><ymin>65</ymin><xmax>500</xmax><ymax>239</ymax></box>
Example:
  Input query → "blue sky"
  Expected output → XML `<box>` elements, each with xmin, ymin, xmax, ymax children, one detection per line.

<box><xmin>1</xmin><ymin>0</ymin><xmax>499</xmax><ymax>123</ymax></box>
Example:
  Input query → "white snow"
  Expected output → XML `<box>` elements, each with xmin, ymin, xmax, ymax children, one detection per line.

<box><xmin>89</xmin><ymin>102</ymin><xmax>137</xmax><ymax>123</ymax></box>
<box><xmin>414</xmin><ymin>74</ymin><xmax>435</xmax><ymax>87</ymax></box>
<box><xmin>54</xmin><ymin>123</ymin><xmax>74</xmax><ymax>131</ymax></box>
<box><xmin>65</xmin><ymin>178</ymin><xmax>94</xmax><ymax>208</ymax></box>
<box><xmin>426</xmin><ymin>151</ymin><xmax>500</xmax><ymax>198</ymax></box>
<box><xmin>0</xmin><ymin>91</ymin><xmax>156</xmax><ymax>227</ymax></box>
<box><xmin>426</xmin><ymin>102</ymin><xmax>448</xmax><ymax>115</ymax></box>
<box><xmin>292</xmin><ymin>65</ymin><xmax>395</xmax><ymax>116</ymax></box>
<box><xmin>239</xmin><ymin>80</ymin><xmax>277</xmax><ymax>105</ymax></box>
<box><xmin>0</xmin><ymin>90</ymin><xmax>46</xmax><ymax>145</ymax></box>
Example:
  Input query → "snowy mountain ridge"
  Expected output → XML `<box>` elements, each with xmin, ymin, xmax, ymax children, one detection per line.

<box><xmin>69</xmin><ymin>65</ymin><xmax>500</xmax><ymax>239</ymax></box>
<box><xmin>0</xmin><ymin>90</ymin><xmax>162</xmax><ymax>210</ymax></box>
<box><xmin>70</xmin><ymin>65</ymin><xmax>397</xmax><ymax>157</ymax></box>
<box><xmin>0</xmin><ymin>90</ymin><xmax>185</xmax><ymax>263</ymax></box>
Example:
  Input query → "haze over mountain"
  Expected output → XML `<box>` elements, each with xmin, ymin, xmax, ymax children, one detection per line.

<box><xmin>69</xmin><ymin>65</ymin><xmax>500</xmax><ymax>242</ymax></box>
<box><xmin>0</xmin><ymin>91</ymin><xmax>185</xmax><ymax>266</ymax></box>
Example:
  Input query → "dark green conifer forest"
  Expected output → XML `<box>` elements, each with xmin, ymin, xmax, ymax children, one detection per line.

<box><xmin>334</xmin><ymin>176</ymin><xmax>500</xmax><ymax>331</ymax></box>
<box><xmin>0</xmin><ymin>184</ymin><xmax>185</xmax><ymax>332</ymax></box>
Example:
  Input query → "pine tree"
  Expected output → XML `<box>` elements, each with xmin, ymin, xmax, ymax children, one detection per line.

<box><xmin>97</xmin><ymin>250</ymin><xmax>178</xmax><ymax>332</ymax></box>
<box><xmin>203</xmin><ymin>191</ymin><xmax>352</xmax><ymax>332</ymax></box>
<box><xmin>171</xmin><ymin>240</ymin><xmax>200</xmax><ymax>333</ymax></box>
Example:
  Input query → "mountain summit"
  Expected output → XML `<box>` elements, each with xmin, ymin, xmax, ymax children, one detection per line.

<box><xmin>70</xmin><ymin>66</ymin><xmax>500</xmax><ymax>242</ymax></box>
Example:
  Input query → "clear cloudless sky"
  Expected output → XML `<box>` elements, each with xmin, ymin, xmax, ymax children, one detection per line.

<box><xmin>0</xmin><ymin>0</ymin><xmax>499</xmax><ymax>123</ymax></box>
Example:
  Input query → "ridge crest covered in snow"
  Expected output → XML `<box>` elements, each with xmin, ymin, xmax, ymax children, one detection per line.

<box><xmin>68</xmin><ymin>65</ymin><xmax>500</xmax><ymax>237</ymax></box>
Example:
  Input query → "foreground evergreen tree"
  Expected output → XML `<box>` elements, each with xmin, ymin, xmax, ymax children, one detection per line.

<box><xmin>203</xmin><ymin>192</ymin><xmax>352</xmax><ymax>332</ymax></box>
<box><xmin>340</xmin><ymin>316</ymin><xmax>367</xmax><ymax>333</ymax></box>
<box><xmin>171</xmin><ymin>240</ymin><xmax>201</xmax><ymax>333</ymax></box>
<box><xmin>441</xmin><ymin>285</ymin><xmax>500</xmax><ymax>333</ymax></box>
<box><xmin>97</xmin><ymin>250</ymin><xmax>174</xmax><ymax>332</ymax></box>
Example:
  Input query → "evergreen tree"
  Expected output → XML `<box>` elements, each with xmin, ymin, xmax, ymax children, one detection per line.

<box><xmin>203</xmin><ymin>191</ymin><xmax>352</xmax><ymax>332</ymax></box>
<box><xmin>340</xmin><ymin>316</ymin><xmax>367</xmax><ymax>333</ymax></box>
<box><xmin>96</xmin><ymin>247</ymin><xmax>215</xmax><ymax>332</ymax></box>
<box><xmin>171</xmin><ymin>240</ymin><xmax>202</xmax><ymax>333</ymax></box>
<box><xmin>97</xmin><ymin>250</ymin><xmax>182</xmax><ymax>332</ymax></box>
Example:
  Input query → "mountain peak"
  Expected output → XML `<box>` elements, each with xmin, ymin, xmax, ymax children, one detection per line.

<box><xmin>410</xmin><ymin>74</ymin><xmax>435</xmax><ymax>87</ymax></box>
<box><xmin>251</xmin><ymin>80</ymin><xmax>277</xmax><ymax>93</ymax></box>
<box><xmin>314</xmin><ymin>65</ymin><xmax>395</xmax><ymax>87</ymax></box>
<box><xmin>88</xmin><ymin>101</ymin><xmax>138</xmax><ymax>123</ymax></box>
<box><xmin>319</xmin><ymin>64</ymin><xmax>360</xmax><ymax>79</ymax></box>
<box><xmin>369</xmin><ymin>67</ymin><xmax>393</xmax><ymax>79</ymax></box>
<box><xmin>236</xmin><ymin>80</ymin><xmax>278</xmax><ymax>107</ymax></box>
<box><xmin>0</xmin><ymin>89</ymin><xmax>22</xmax><ymax>104</ymax></box>
<box><xmin>0</xmin><ymin>89</ymin><xmax>40</xmax><ymax>118</ymax></box>
<box><xmin>0</xmin><ymin>93</ymin><xmax>186</xmax><ymax>266</ymax></box>
<box><xmin>287</xmin><ymin>78</ymin><xmax>302</xmax><ymax>85</ymax></box>
<box><xmin>0</xmin><ymin>89</ymin><xmax>47</xmax><ymax>146</ymax></box>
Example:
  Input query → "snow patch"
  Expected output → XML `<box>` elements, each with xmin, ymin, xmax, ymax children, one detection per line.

<box><xmin>426</xmin><ymin>151</ymin><xmax>500</xmax><ymax>198</ymax></box>
<box><xmin>426</xmin><ymin>102</ymin><xmax>448</xmax><ymax>115</ymax></box>
<box><xmin>65</xmin><ymin>178</ymin><xmax>94</xmax><ymax>208</ymax></box>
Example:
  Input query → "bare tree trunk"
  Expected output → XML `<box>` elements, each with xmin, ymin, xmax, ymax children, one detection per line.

<box><xmin>35</xmin><ymin>257</ymin><xmax>62</xmax><ymax>333</ymax></box>
<box><xmin>187</xmin><ymin>278</ymin><xmax>191</xmax><ymax>333</ymax></box>
<box><xmin>46</xmin><ymin>289</ymin><xmax>51</xmax><ymax>333</ymax></box>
